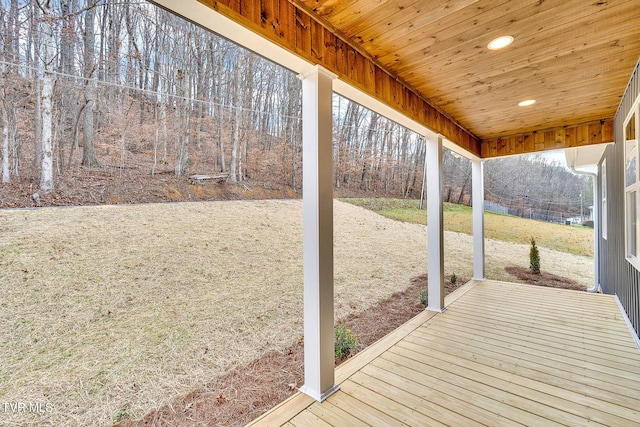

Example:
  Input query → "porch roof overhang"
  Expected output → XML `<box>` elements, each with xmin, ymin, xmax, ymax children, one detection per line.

<box><xmin>153</xmin><ymin>0</ymin><xmax>640</xmax><ymax>159</ymax></box>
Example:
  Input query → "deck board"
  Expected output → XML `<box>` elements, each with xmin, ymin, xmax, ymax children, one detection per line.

<box><xmin>426</xmin><ymin>313</ymin><xmax>640</xmax><ymax>373</ymax></box>
<box><xmin>406</xmin><ymin>328</ymin><xmax>640</xmax><ymax>409</ymax></box>
<box><xmin>324</xmin><ymin>392</ymin><xmax>409</xmax><ymax>426</ymax></box>
<box><xmin>419</xmin><ymin>319</ymin><xmax>640</xmax><ymax>393</ymax></box>
<box><xmin>306</xmin><ymin>400</ymin><xmax>373</xmax><ymax>426</ymax></box>
<box><xmin>247</xmin><ymin>280</ymin><xmax>640</xmax><ymax>426</ymax></box>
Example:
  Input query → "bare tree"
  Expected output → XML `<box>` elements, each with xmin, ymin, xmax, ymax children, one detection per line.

<box><xmin>229</xmin><ymin>49</ymin><xmax>242</xmax><ymax>183</ymax></box>
<box><xmin>0</xmin><ymin>5</ymin><xmax>10</xmax><ymax>183</ymax></box>
<box><xmin>36</xmin><ymin>0</ymin><xmax>56</xmax><ymax>193</ymax></box>
<box><xmin>81</xmin><ymin>0</ymin><xmax>99</xmax><ymax>166</ymax></box>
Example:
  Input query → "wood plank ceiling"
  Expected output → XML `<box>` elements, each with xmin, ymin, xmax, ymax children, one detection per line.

<box><xmin>292</xmin><ymin>0</ymin><xmax>640</xmax><ymax>151</ymax></box>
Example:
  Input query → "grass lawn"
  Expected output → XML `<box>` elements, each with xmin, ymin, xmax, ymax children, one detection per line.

<box><xmin>0</xmin><ymin>199</ymin><xmax>594</xmax><ymax>426</ymax></box>
<box><xmin>342</xmin><ymin>198</ymin><xmax>594</xmax><ymax>257</ymax></box>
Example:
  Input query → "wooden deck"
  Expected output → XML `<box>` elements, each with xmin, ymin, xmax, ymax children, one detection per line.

<box><xmin>247</xmin><ymin>280</ymin><xmax>640</xmax><ymax>426</ymax></box>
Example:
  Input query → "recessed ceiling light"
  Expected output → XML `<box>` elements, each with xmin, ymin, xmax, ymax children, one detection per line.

<box><xmin>487</xmin><ymin>36</ymin><xmax>514</xmax><ymax>50</ymax></box>
<box><xmin>518</xmin><ymin>99</ymin><xmax>536</xmax><ymax>107</ymax></box>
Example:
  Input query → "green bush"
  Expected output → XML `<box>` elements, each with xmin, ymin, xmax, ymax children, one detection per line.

<box><xmin>450</xmin><ymin>273</ymin><xmax>457</xmax><ymax>284</ymax></box>
<box><xmin>530</xmin><ymin>237</ymin><xmax>541</xmax><ymax>274</ymax></box>
<box><xmin>419</xmin><ymin>288</ymin><xmax>429</xmax><ymax>305</ymax></box>
<box><xmin>334</xmin><ymin>325</ymin><xmax>357</xmax><ymax>358</ymax></box>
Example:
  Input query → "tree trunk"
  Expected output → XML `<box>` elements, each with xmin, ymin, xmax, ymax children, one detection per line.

<box><xmin>1</xmin><ymin>95</ymin><xmax>9</xmax><ymax>183</ymax></box>
<box><xmin>0</xmin><ymin>13</ymin><xmax>10</xmax><ymax>183</ymax></box>
<box><xmin>38</xmin><ymin>0</ymin><xmax>55</xmax><ymax>193</ymax></box>
<box><xmin>360</xmin><ymin>112</ymin><xmax>379</xmax><ymax>191</ymax></box>
<box><xmin>229</xmin><ymin>50</ymin><xmax>242</xmax><ymax>183</ymax></box>
<box><xmin>82</xmin><ymin>0</ymin><xmax>99</xmax><ymax>167</ymax></box>
<box><xmin>174</xmin><ymin>68</ymin><xmax>190</xmax><ymax>176</ymax></box>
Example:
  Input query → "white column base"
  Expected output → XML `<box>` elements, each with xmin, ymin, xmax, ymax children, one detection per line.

<box><xmin>299</xmin><ymin>383</ymin><xmax>340</xmax><ymax>402</ymax></box>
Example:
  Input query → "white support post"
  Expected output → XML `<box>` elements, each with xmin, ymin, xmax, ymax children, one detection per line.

<box><xmin>427</xmin><ymin>135</ymin><xmax>445</xmax><ymax>312</ymax></box>
<box><xmin>472</xmin><ymin>158</ymin><xmax>486</xmax><ymax>280</ymax></box>
<box><xmin>298</xmin><ymin>65</ymin><xmax>339</xmax><ymax>402</ymax></box>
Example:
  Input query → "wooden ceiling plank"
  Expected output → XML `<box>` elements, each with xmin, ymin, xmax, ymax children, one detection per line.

<box><xmin>433</xmin><ymin>67</ymin><xmax>636</xmax><ymax>112</ymax></box>
<box><xmin>428</xmin><ymin>46</ymin><xmax>640</xmax><ymax>103</ymax></box>
<box><xmin>373</xmin><ymin>0</ymin><xmax>565</xmax><ymax>68</ymax></box>
<box><xmin>409</xmin><ymin>37</ymin><xmax>640</xmax><ymax>96</ymax></box>
<box><xmin>398</xmin><ymin>1</ymin><xmax>640</xmax><ymax>81</ymax></box>
<box><xmin>312</xmin><ymin>0</ymin><xmax>387</xmax><ymax>27</ymax></box>
<box><xmin>425</xmin><ymin>50</ymin><xmax>640</xmax><ymax>100</ymax></box>
<box><xmin>384</xmin><ymin>0</ymin><xmax>631</xmax><ymax>76</ymax></box>
<box><xmin>359</xmin><ymin>0</ymin><xmax>515</xmax><ymax>60</ymax></box>
<box><xmin>297</xmin><ymin>0</ymin><xmax>349</xmax><ymax>18</ymax></box>
<box><xmin>337</xmin><ymin>0</ymin><xmax>423</xmax><ymax>36</ymax></box>
<box><xmin>422</xmin><ymin>45</ymin><xmax>637</xmax><ymax>137</ymax></box>
<box><xmin>347</xmin><ymin>0</ymin><xmax>481</xmax><ymax>47</ymax></box>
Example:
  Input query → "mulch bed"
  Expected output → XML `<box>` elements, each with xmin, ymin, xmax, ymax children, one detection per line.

<box><xmin>117</xmin><ymin>275</ymin><xmax>464</xmax><ymax>427</ymax></box>
<box><xmin>505</xmin><ymin>266</ymin><xmax>587</xmax><ymax>291</ymax></box>
<box><xmin>116</xmin><ymin>267</ymin><xmax>585</xmax><ymax>426</ymax></box>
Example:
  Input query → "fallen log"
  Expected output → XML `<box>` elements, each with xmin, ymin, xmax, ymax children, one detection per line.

<box><xmin>189</xmin><ymin>173</ymin><xmax>229</xmax><ymax>184</ymax></box>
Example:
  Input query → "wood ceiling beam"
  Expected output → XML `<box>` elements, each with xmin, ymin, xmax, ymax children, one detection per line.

<box><xmin>196</xmin><ymin>0</ymin><xmax>481</xmax><ymax>156</ymax></box>
<box><xmin>481</xmin><ymin>119</ymin><xmax>614</xmax><ymax>158</ymax></box>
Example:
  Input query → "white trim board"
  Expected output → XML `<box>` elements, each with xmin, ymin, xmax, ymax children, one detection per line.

<box><xmin>615</xmin><ymin>295</ymin><xmax>640</xmax><ymax>351</ymax></box>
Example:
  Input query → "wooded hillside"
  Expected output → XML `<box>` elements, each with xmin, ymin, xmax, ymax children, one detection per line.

<box><xmin>0</xmin><ymin>0</ymin><xmax>590</xmax><ymax>215</ymax></box>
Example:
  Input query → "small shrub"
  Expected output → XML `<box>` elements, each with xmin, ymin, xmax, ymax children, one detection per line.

<box><xmin>419</xmin><ymin>287</ymin><xmax>429</xmax><ymax>305</ymax></box>
<box><xmin>115</xmin><ymin>410</ymin><xmax>129</xmax><ymax>422</ymax></box>
<box><xmin>334</xmin><ymin>325</ymin><xmax>357</xmax><ymax>358</ymax></box>
<box><xmin>530</xmin><ymin>237</ymin><xmax>541</xmax><ymax>274</ymax></box>
<box><xmin>450</xmin><ymin>273</ymin><xmax>457</xmax><ymax>284</ymax></box>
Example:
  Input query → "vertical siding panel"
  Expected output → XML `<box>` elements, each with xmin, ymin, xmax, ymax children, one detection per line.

<box><xmin>523</xmin><ymin>134</ymin><xmax>534</xmax><ymax>152</ymax></box>
<box><xmin>279</xmin><ymin>1</ymin><xmax>295</xmax><ymax>46</ymax></box>
<box><xmin>323</xmin><ymin>31</ymin><xmax>337</xmax><ymax>70</ymax></box>
<box><xmin>565</xmin><ymin>127</ymin><xmax>577</xmax><ymax>147</ymax></box>
<box><xmin>603</xmin><ymin>120</ymin><xmax>614</xmax><ymax>142</ymax></box>
<box><xmin>603</xmin><ymin>57</ymin><xmax>640</xmax><ymax>339</ymax></box>
<box><xmin>593</xmin><ymin>123</ymin><xmax>603</xmax><ymax>144</ymax></box>
<box><xmin>543</xmin><ymin>130</ymin><xmax>555</xmax><ymax>150</ymax></box>
<box><xmin>309</xmin><ymin>20</ymin><xmax>324</xmax><ymax>62</ymax></box>
<box><xmin>335</xmin><ymin>38</ymin><xmax>346</xmax><ymax>76</ymax></box>
<box><xmin>534</xmin><ymin>132</ymin><xmax>545</xmax><ymax>151</ymax></box>
<box><xmin>295</xmin><ymin>8</ymin><xmax>311</xmax><ymax>59</ymax></box>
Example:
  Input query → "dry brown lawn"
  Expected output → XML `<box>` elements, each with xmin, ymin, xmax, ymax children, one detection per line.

<box><xmin>0</xmin><ymin>200</ymin><xmax>593</xmax><ymax>426</ymax></box>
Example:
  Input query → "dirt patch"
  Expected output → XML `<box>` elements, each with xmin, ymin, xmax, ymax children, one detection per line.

<box><xmin>116</xmin><ymin>275</ymin><xmax>464</xmax><ymax>426</ymax></box>
<box><xmin>505</xmin><ymin>265</ymin><xmax>587</xmax><ymax>291</ymax></box>
<box><xmin>0</xmin><ymin>169</ymin><xmax>298</xmax><ymax>209</ymax></box>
